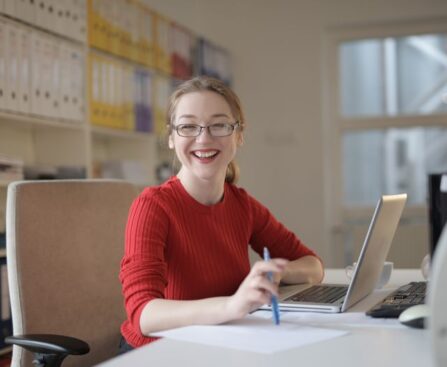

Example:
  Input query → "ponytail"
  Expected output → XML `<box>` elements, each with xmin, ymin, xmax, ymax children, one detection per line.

<box><xmin>225</xmin><ymin>160</ymin><xmax>240</xmax><ymax>184</ymax></box>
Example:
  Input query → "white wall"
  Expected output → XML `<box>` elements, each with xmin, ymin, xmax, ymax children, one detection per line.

<box><xmin>144</xmin><ymin>0</ymin><xmax>447</xmax><ymax>266</ymax></box>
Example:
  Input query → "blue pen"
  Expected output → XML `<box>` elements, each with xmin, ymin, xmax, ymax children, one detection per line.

<box><xmin>263</xmin><ymin>247</ymin><xmax>280</xmax><ymax>325</ymax></box>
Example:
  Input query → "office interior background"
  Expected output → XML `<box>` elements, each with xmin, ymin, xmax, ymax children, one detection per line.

<box><xmin>1</xmin><ymin>0</ymin><xmax>447</xmax><ymax>271</ymax></box>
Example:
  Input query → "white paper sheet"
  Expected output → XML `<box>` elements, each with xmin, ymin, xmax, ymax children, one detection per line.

<box><xmin>152</xmin><ymin>315</ymin><xmax>349</xmax><ymax>354</ymax></box>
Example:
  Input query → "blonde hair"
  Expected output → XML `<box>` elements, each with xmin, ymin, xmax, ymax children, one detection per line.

<box><xmin>166</xmin><ymin>76</ymin><xmax>245</xmax><ymax>184</ymax></box>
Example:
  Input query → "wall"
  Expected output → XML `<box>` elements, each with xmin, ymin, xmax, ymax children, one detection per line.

<box><xmin>144</xmin><ymin>0</ymin><xmax>447</xmax><ymax>266</ymax></box>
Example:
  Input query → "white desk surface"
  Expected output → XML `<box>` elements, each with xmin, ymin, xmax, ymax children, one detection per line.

<box><xmin>98</xmin><ymin>269</ymin><xmax>432</xmax><ymax>367</ymax></box>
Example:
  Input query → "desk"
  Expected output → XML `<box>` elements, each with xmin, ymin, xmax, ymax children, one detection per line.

<box><xmin>98</xmin><ymin>269</ymin><xmax>431</xmax><ymax>367</ymax></box>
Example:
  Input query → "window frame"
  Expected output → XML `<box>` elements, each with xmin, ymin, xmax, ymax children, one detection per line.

<box><xmin>322</xmin><ymin>17</ymin><xmax>447</xmax><ymax>264</ymax></box>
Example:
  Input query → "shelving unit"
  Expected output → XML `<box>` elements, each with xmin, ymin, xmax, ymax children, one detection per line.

<box><xmin>0</xmin><ymin>1</ymin><xmax>232</xmax><ymax>356</ymax></box>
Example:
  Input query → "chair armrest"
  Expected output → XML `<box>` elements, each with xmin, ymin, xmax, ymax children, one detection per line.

<box><xmin>5</xmin><ymin>334</ymin><xmax>90</xmax><ymax>355</ymax></box>
<box><xmin>5</xmin><ymin>334</ymin><xmax>89</xmax><ymax>367</ymax></box>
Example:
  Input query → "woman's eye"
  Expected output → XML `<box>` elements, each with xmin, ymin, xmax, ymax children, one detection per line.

<box><xmin>182</xmin><ymin>125</ymin><xmax>198</xmax><ymax>131</ymax></box>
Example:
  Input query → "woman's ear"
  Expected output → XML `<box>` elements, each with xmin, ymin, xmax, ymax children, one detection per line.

<box><xmin>168</xmin><ymin>135</ymin><xmax>174</xmax><ymax>149</ymax></box>
<box><xmin>237</xmin><ymin>133</ymin><xmax>244</xmax><ymax>147</ymax></box>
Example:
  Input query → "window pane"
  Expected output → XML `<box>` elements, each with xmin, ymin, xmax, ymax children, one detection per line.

<box><xmin>397</xmin><ymin>34</ymin><xmax>447</xmax><ymax>114</ymax></box>
<box><xmin>340</xmin><ymin>40</ymin><xmax>385</xmax><ymax>117</ymax></box>
<box><xmin>343</xmin><ymin>127</ymin><xmax>447</xmax><ymax>206</ymax></box>
<box><xmin>340</xmin><ymin>34</ymin><xmax>447</xmax><ymax>118</ymax></box>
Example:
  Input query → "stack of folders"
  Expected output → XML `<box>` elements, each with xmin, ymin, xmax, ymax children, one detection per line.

<box><xmin>154</xmin><ymin>14</ymin><xmax>172</xmax><ymax>75</ymax></box>
<box><xmin>197</xmin><ymin>38</ymin><xmax>232</xmax><ymax>86</ymax></box>
<box><xmin>170</xmin><ymin>23</ymin><xmax>195</xmax><ymax>80</ymax></box>
<box><xmin>88</xmin><ymin>0</ymin><xmax>156</xmax><ymax>68</ymax></box>
<box><xmin>0</xmin><ymin>17</ymin><xmax>84</xmax><ymax>122</ymax></box>
<box><xmin>2</xmin><ymin>0</ymin><xmax>86</xmax><ymax>43</ymax></box>
<box><xmin>153</xmin><ymin>75</ymin><xmax>173</xmax><ymax>137</ymax></box>
<box><xmin>88</xmin><ymin>52</ymin><xmax>153</xmax><ymax>133</ymax></box>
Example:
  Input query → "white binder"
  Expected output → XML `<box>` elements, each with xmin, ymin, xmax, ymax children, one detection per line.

<box><xmin>58</xmin><ymin>41</ymin><xmax>70</xmax><ymax>119</ymax></box>
<box><xmin>69</xmin><ymin>44</ymin><xmax>85</xmax><ymax>121</ymax></box>
<box><xmin>5</xmin><ymin>22</ymin><xmax>19</xmax><ymax>113</ymax></box>
<box><xmin>30</xmin><ymin>31</ymin><xmax>51</xmax><ymax>117</ymax></box>
<box><xmin>47</xmin><ymin>35</ymin><xmax>60</xmax><ymax>118</ymax></box>
<box><xmin>2</xmin><ymin>0</ymin><xmax>16</xmax><ymax>18</ymax></box>
<box><xmin>34</xmin><ymin>0</ymin><xmax>46</xmax><ymax>30</ymax></box>
<box><xmin>52</xmin><ymin>0</ymin><xmax>65</xmax><ymax>37</ymax></box>
<box><xmin>16</xmin><ymin>0</ymin><xmax>35</xmax><ymax>25</ymax></box>
<box><xmin>17</xmin><ymin>25</ymin><xmax>31</xmax><ymax>114</ymax></box>
<box><xmin>0</xmin><ymin>20</ymin><xmax>7</xmax><ymax>111</ymax></box>
<box><xmin>71</xmin><ymin>0</ymin><xmax>87</xmax><ymax>43</ymax></box>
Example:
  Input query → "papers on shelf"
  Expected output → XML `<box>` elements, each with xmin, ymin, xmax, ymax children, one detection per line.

<box><xmin>152</xmin><ymin>315</ymin><xmax>349</xmax><ymax>354</ymax></box>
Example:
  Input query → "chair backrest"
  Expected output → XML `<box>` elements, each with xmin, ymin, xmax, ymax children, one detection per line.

<box><xmin>6</xmin><ymin>180</ymin><xmax>138</xmax><ymax>367</ymax></box>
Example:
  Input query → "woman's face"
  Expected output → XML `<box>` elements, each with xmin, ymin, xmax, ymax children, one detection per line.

<box><xmin>170</xmin><ymin>91</ymin><xmax>241</xmax><ymax>184</ymax></box>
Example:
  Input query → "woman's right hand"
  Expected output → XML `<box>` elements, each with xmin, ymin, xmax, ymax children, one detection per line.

<box><xmin>225</xmin><ymin>258</ymin><xmax>288</xmax><ymax>320</ymax></box>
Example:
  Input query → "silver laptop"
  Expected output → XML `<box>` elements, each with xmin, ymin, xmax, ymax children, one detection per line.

<box><xmin>272</xmin><ymin>193</ymin><xmax>407</xmax><ymax>313</ymax></box>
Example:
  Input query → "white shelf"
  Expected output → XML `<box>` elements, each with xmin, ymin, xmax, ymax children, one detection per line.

<box><xmin>0</xmin><ymin>110</ymin><xmax>85</xmax><ymax>132</ymax></box>
<box><xmin>91</xmin><ymin>126</ymin><xmax>153</xmax><ymax>141</ymax></box>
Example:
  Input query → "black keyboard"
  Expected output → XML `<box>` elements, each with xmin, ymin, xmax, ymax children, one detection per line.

<box><xmin>286</xmin><ymin>285</ymin><xmax>348</xmax><ymax>304</ymax></box>
<box><xmin>366</xmin><ymin>281</ymin><xmax>427</xmax><ymax>318</ymax></box>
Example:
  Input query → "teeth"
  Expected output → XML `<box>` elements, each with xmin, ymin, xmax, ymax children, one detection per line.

<box><xmin>194</xmin><ymin>150</ymin><xmax>218</xmax><ymax>158</ymax></box>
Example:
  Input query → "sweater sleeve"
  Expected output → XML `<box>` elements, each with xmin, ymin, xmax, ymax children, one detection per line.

<box><xmin>119</xmin><ymin>190</ymin><xmax>169</xmax><ymax>335</ymax></box>
<box><xmin>247</xmin><ymin>194</ymin><xmax>318</xmax><ymax>261</ymax></box>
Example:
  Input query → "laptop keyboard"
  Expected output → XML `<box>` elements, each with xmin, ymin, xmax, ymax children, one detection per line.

<box><xmin>285</xmin><ymin>285</ymin><xmax>348</xmax><ymax>304</ymax></box>
<box><xmin>366</xmin><ymin>281</ymin><xmax>427</xmax><ymax>318</ymax></box>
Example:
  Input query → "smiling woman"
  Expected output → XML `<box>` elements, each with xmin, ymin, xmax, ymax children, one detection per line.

<box><xmin>118</xmin><ymin>76</ymin><xmax>324</xmax><ymax>353</ymax></box>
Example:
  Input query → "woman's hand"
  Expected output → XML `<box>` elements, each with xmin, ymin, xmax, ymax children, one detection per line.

<box><xmin>225</xmin><ymin>258</ymin><xmax>288</xmax><ymax>320</ymax></box>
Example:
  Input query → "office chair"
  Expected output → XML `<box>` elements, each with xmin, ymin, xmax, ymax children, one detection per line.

<box><xmin>4</xmin><ymin>180</ymin><xmax>138</xmax><ymax>367</ymax></box>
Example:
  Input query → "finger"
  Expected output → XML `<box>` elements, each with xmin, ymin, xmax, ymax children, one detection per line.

<box><xmin>251</xmin><ymin>276</ymin><xmax>279</xmax><ymax>297</ymax></box>
<box><xmin>249</xmin><ymin>289</ymin><xmax>271</xmax><ymax>306</ymax></box>
<box><xmin>251</xmin><ymin>259</ymin><xmax>288</xmax><ymax>277</ymax></box>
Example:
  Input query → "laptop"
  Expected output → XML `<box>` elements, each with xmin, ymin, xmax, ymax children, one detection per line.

<box><xmin>270</xmin><ymin>193</ymin><xmax>407</xmax><ymax>313</ymax></box>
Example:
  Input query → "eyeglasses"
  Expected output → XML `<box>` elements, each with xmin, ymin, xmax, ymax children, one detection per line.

<box><xmin>174</xmin><ymin>122</ymin><xmax>240</xmax><ymax>137</ymax></box>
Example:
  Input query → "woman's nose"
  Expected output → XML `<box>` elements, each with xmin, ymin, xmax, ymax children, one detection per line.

<box><xmin>195</xmin><ymin>127</ymin><xmax>213</xmax><ymax>142</ymax></box>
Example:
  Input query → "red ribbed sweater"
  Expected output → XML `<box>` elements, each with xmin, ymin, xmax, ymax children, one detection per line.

<box><xmin>119</xmin><ymin>176</ymin><xmax>318</xmax><ymax>347</ymax></box>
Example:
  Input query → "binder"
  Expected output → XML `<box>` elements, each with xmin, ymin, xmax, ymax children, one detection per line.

<box><xmin>153</xmin><ymin>75</ymin><xmax>171</xmax><ymax>136</ymax></box>
<box><xmin>88</xmin><ymin>52</ymin><xmax>102</xmax><ymax>126</ymax></box>
<box><xmin>16</xmin><ymin>0</ymin><xmax>35</xmax><ymax>25</ymax></box>
<box><xmin>2</xmin><ymin>0</ymin><xmax>15</xmax><ymax>18</ymax></box>
<box><xmin>88</xmin><ymin>0</ymin><xmax>102</xmax><ymax>49</ymax></box>
<box><xmin>172</xmin><ymin>24</ymin><xmax>195</xmax><ymax>80</ymax></box>
<box><xmin>5</xmin><ymin>21</ymin><xmax>20</xmax><ymax>113</ymax></box>
<box><xmin>0</xmin><ymin>20</ymin><xmax>7</xmax><ymax>111</ymax></box>
<box><xmin>70</xmin><ymin>0</ymin><xmax>87</xmax><ymax>43</ymax></box>
<box><xmin>100</xmin><ymin>56</ymin><xmax>111</xmax><ymax>127</ymax></box>
<box><xmin>69</xmin><ymin>45</ymin><xmax>85</xmax><ymax>122</ymax></box>
<box><xmin>135</xmin><ymin>69</ymin><xmax>152</xmax><ymax>132</ymax></box>
<box><xmin>0</xmin><ymin>256</ymin><xmax>12</xmax><ymax>351</ymax></box>
<box><xmin>154</xmin><ymin>13</ymin><xmax>172</xmax><ymax>75</ymax></box>
<box><xmin>108</xmin><ymin>58</ymin><xmax>118</xmax><ymax>129</ymax></box>
<box><xmin>47</xmin><ymin>35</ymin><xmax>60</xmax><ymax>118</ymax></box>
<box><xmin>53</xmin><ymin>0</ymin><xmax>66</xmax><ymax>38</ymax></box>
<box><xmin>122</xmin><ymin>63</ymin><xmax>135</xmax><ymax>131</ymax></box>
<box><xmin>30</xmin><ymin>31</ymin><xmax>43</xmax><ymax>116</ymax></box>
<box><xmin>17</xmin><ymin>25</ymin><xmax>31</xmax><ymax>115</ymax></box>
<box><xmin>34</xmin><ymin>0</ymin><xmax>49</xmax><ymax>31</ymax></box>
<box><xmin>137</xmin><ymin>3</ymin><xmax>156</xmax><ymax>68</ymax></box>
<box><xmin>59</xmin><ymin>41</ymin><xmax>74</xmax><ymax>120</ymax></box>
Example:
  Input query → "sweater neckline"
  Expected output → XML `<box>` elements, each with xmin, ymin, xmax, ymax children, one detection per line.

<box><xmin>169</xmin><ymin>176</ymin><xmax>227</xmax><ymax>213</ymax></box>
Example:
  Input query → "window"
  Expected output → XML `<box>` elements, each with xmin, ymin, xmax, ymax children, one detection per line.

<box><xmin>339</xmin><ymin>33</ymin><xmax>447</xmax><ymax>206</ymax></box>
<box><xmin>324</xmin><ymin>20</ymin><xmax>447</xmax><ymax>267</ymax></box>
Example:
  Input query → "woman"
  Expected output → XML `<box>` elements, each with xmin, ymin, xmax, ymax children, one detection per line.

<box><xmin>119</xmin><ymin>76</ymin><xmax>324</xmax><ymax>352</ymax></box>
